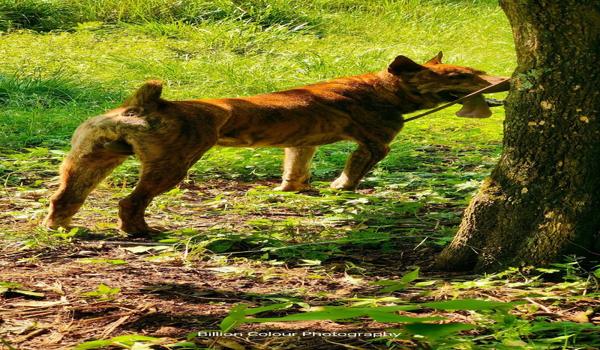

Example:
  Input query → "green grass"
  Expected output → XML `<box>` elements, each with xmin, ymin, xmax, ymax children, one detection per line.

<box><xmin>0</xmin><ymin>0</ymin><xmax>324</xmax><ymax>32</ymax></box>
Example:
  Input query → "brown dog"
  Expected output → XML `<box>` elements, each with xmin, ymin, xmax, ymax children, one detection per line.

<box><xmin>44</xmin><ymin>52</ymin><xmax>508</xmax><ymax>235</ymax></box>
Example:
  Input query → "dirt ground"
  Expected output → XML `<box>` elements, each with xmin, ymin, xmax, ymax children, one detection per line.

<box><xmin>1</xmin><ymin>180</ymin><xmax>599</xmax><ymax>349</ymax></box>
<box><xmin>0</xmin><ymin>242</ymin><xmax>432</xmax><ymax>349</ymax></box>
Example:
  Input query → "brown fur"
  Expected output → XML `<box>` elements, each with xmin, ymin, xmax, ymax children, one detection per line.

<box><xmin>44</xmin><ymin>52</ymin><xmax>508</xmax><ymax>235</ymax></box>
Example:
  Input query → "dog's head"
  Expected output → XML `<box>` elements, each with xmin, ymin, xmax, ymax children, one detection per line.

<box><xmin>387</xmin><ymin>52</ymin><xmax>509</xmax><ymax>118</ymax></box>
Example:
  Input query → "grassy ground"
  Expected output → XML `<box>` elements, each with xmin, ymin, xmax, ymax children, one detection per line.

<box><xmin>1</xmin><ymin>0</ymin><xmax>599</xmax><ymax>349</ymax></box>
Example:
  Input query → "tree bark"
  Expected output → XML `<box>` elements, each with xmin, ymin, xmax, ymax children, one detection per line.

<box><xmin>436</xmin><ymin>0</ymin><xmax>600</xmax><ymax>271</ymax></box>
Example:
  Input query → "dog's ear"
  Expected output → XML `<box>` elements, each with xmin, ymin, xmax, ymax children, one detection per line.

<box><xmin>388</xmin><ymin>55</ymin><xmax>426</xmax><ymax>75</ymax></box>
<box><xmin>425</xmin><ymin>51</ymin><xmax>443</xmax><ymax>65</ymax></box>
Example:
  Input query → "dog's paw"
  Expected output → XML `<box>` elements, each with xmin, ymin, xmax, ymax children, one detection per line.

<box><xmin>329</xmin><ymin>179</ymin><xmax>358</xmax><ymax>191</ymax></box>
<box><xmin>119</xmin><ymin>220</ymin><xmax>164</xmax><ymax>237</ymax></box>
<box><xmin>43</xmin><ymin>215</ymin><xmax>71</xmax><ymax>230</ymax></box>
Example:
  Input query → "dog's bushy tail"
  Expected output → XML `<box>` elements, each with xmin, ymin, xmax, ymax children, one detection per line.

<box><xmin>122</xmin><ymin>80</ymin><xmax>163</xmax><ymax>110</ymax></box>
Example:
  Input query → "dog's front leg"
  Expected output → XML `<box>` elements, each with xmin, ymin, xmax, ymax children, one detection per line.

<box><xmin>275</xmin><ymin>146</ymin><xmax>317</xmax><ymax>191</ymax></box>
<box><xmin>330</xmin><ymin>143</ymin><xmax>390</xmax><ymax>191</ymax></box>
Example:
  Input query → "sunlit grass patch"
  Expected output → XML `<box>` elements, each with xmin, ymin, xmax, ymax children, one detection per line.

<box><xmin>0</xmin><ymin>0</ymin><xmax>324</xmax><ymax>33</ymax></box>
<box><xmin>0</xmin><ymin>71</ymin><xmax>121</xmax><ymax>108</ymax></box>
<box><xmin>0</xmin><ymin>0</ymin><xmax>81</xmax><ymax>32</ymax></box>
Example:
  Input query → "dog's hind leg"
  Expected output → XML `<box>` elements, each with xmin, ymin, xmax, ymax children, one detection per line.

<box><xmin>275</xmin><ymin>146</ymin><xmax>317</xmax><ymax>191</ymax></box>
<box><xmin>117</xmin><ymin>162</ymin><xmax>186</xmax><ymax>235</ymax></box>
<box><xmin>330</xmin><ymin>142</ymin><xmax>390</xmax><ymax>191</ymax></box>
<box><xmin>117</xmin><ymin>146</ymin><xmax>211</xmax><ymax>235</ymax></box>
<box><xmin>44</xmin><ymin>146</ymin><xmax>128</xmax><ymax>229</ymax></box>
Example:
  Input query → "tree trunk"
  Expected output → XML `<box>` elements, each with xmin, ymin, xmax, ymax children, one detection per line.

<box><xmin>436</xmin><ymin>0</ymin><xmax>600</xmax><ymax>271</ymax></box>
